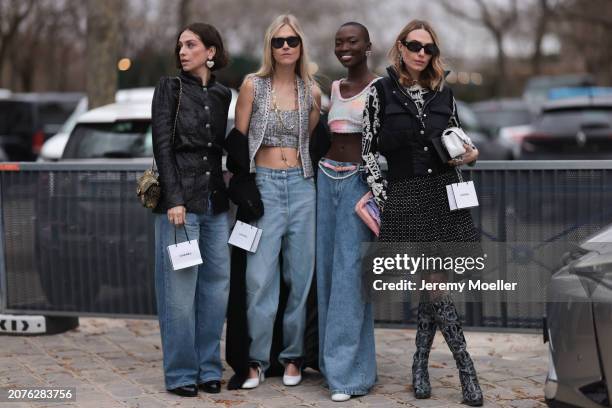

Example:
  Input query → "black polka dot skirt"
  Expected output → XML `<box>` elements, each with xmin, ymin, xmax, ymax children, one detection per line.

<box><xmin>379</xmin><ymin>170</ymin><xmax>479</xmax><ymax>244</ymax></box>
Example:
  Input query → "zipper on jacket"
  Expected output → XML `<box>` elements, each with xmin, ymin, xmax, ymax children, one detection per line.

<box><xmin>390</xmin><ymin>73</ymin><xmax>439</xmax><ymax>114</ymax></box>
<box><xmin>418</xmin><ymin>93</ymin><xmax>438</xmax><ymax>129</ymax></box>
<box><xmin>390</xmin><ymin>73</ymin><xmax>439</xmax><ymax>129</ymax></box>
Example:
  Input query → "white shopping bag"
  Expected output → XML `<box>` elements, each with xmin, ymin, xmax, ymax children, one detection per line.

<box><xmin>228</xmin><ymin>220</ymin><xmax>263</xmax><ymax>253</ymax></box>
<box><xmin>446</xmin><ymin>181</ymin><xmax>479</xmax><ymax>211</ymax></box>
<box><xmin>166</xmin><ymin>227</ymin><xmax>203</xmax><ymax>271</ymax></box>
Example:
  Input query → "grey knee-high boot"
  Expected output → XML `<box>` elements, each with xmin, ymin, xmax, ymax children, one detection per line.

<box><xmin>431</xmin><ymin>297</ymin><xmax>483</xmax><ymax>407</ymax></box>
<box><xmin>412</xmin><ymin>301</ymin><xmax>437</xmax><ymax>399</ymax></box>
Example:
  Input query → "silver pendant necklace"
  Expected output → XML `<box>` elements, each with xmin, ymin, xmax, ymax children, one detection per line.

<box><xmin>271</xmin><ymin>78</ymin><xmax>299</xmax><ymax>167</ymax></box>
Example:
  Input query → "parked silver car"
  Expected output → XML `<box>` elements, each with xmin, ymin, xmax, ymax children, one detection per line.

<box><xmin>523</xmin><ymin>74</ymin><xmax>596</xmax><ymax>113</ymax></box>
<box><xmin>517</xmin><ymin>94</ymin><xmax>612</xmax><ymax>160</ymax></box>
<box><xmin>456</xmin><ymin>100</ymin><xmax>513</xmax><ymax>160</ymax></box>
<box><xmin>471</xmin><ymin>98</ymin><xmax>533</xmax><ymax>138</ymax></box>
<box><xmin>0</xmin><ymin>92</ymin><xmax>83</xmax><ymax>160</ymax></box>
<box><xmin>545</xmin><ymin>224</ymin><xmax>612</xmax><ymax>407</ymax></box>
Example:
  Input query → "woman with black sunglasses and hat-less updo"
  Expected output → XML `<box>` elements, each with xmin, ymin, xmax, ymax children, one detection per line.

<box><xmin>362</xmin><ymin>20</ymin><xmax>483</xmax><ymax>406</ymax></box>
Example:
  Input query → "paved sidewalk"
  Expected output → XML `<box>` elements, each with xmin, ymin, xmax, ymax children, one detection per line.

<box><xmin>0</xmin><ymin>318</ymin><xmax>548</xmax><ymax>407</ymax></box>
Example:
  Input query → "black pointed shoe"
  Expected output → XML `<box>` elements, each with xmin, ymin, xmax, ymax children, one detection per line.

<box><xmin>168</xmin><ymin>384</ymin><xmax>198</xmax><ymax>397</ymax></box>
<box><xmin>200</xmin><ymin>380</ymin><xmax>221</xmax><ymax>394</ymax></box>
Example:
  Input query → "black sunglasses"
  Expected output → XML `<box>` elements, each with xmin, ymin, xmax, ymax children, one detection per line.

<box><xmin>401</xmin><ymin>40</ymin><xmax>439</xmax><ymax>56</ymax></box>
<box><xmin>271</xmin><ymin>36</ymin><xmax>301</xmax><ymax>49</ymax></box>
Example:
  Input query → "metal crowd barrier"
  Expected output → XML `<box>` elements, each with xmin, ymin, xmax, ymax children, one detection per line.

<box><xmin>1</xmin><ymin>161</ymin><xmax>612</xmax><ymax>328</ymax></box>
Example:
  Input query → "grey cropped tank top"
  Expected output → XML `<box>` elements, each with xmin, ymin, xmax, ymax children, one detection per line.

<box><xmin>261</xmin><ymin>109</ymin><xmax>299</xmax><ymax>148</ymax></box>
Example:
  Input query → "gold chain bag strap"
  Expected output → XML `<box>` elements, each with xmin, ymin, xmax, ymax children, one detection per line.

<box><xmin>137</xmin><ymin>76</ymin><xmax>183</xmax><ymax>208</ymax></box>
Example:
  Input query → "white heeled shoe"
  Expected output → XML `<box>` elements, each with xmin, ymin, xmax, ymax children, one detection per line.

<box><xmin>282</xmin><ymin>361</ymin><xmax>302</xmax><ymax>386</ymax></box>
<box><xmin>282</xmin><ymin>372</ymin><xmax>302</xmax><ymax>386</ymax></box>
<box><xmin>331</xmin><ymin>393</ymin><xmax>351</xmax><ymax>402</ymax></box>
<box><xmin>241</xmin><ymin>365</ymin><xmax>264</xmax><ymax>389</ymax></box>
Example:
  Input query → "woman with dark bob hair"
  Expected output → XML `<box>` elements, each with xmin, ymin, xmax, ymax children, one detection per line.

<box><xmin>362</xmin><ymin>20</ymin><xmax>483</xmax><ymax>406</ymax></box>
<box><xmin>152</xmin><ymin>22</ymin><xmax>233</xmax><ymax>397</ymax></box>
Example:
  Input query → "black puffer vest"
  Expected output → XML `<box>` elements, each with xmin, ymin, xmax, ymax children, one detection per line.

<box><xmin>375</xmin><ymin>66</ymin><xmax>455</xmax><ymax>181</ymax></box>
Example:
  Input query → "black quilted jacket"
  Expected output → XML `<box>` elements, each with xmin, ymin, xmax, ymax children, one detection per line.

<box><xmin>151</xmin><ymin>70</ymin><xmax>232</xmax><ymax>214</ymax></box>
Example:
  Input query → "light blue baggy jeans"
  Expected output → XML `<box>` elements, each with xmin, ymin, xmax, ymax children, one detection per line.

<box><xmin>154</xmin><ymin>207</ymin><xmax>230</xmax><ymax>390</ymax></box>
<box><xmin>245</xmin><ymin>166</ymin><xmax>316</xmax><ymax>371</ymax></box>
<box><xmin>316</xmin><ymin>158</ymin><xmax>377</xmax><ymax>395</ymax></box>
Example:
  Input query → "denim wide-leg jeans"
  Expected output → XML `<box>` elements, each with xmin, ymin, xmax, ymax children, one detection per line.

<box><xmin>316</xmin><ymin>158</ymin><xmax>377</xmax><ymax>395</ymax></box>
<box><xmin>154</xmin><ymin>207</ymin><xmax>230</xmax><ymax>390</ymax></box>
<box><xmin>245</xmin><ymin>166</ymin><xmax>316</xmax><ymax>371</ymax></box>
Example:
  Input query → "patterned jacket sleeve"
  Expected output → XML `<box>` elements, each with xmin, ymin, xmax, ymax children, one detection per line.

<box><xmin>447</xmin><ymin>94</ymin><xmax>462</xmax><ymax>128</ymax></box>
<box><xmin>362</xmin><ymin>83</ymin><xmax>388</xmax><ymax>210</ymax></box>
<box><xmin>447</xmin><ymin>89</ymin><xmax>477</xmax><ymax>166</ymax></box>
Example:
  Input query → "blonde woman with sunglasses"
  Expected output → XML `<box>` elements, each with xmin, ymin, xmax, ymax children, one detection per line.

<box><xmin>234</xmin><ymin>14</ymin><xmax>321</xmax><ymax>389</ymax></box>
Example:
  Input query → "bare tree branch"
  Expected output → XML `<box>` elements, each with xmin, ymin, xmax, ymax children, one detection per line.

<box><xmin>178</xmin><ymin>0</ymin><xmax>193</xmax><ymax>29</ymax></box>
<box><xmin>531</xmin><ymin>0</ymin><xmax>552</xmax><ymax>74</ymax></box>
<box><xmin>557</xmin><ymin>7</ymin><xmax>612</xmax><ymax>26</ymax></box>
<box><xmin>86</xmin><ymin>0</ymin><xmax>121</xmax><ymax>108</ymax></box>
<box><xmin>439</xmin><ymin>0</ymin><xmax>483</xmax><ymax>25</ymax></box>
<box><xmin>0</xmin><ymin>0</ymin><xmax>35</xmax><ymax>78</ymax></box>
<box><xmin>440</xmin><ymin>0</ymin><xmax>519</xmax><ymax>96</ymax></box>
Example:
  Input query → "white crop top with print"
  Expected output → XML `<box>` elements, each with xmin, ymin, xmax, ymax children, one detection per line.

<box><xmin>327</xmin><ymin>77</ymin><xmax>379</xmax><ymax>134</ymax></box>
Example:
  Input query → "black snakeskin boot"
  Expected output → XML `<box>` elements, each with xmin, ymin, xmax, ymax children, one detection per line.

<box><xmin>431</xmin><ymin>297</ymin><xmax>483</xmax><ymax>407</ymax></box>
<box><xmin>412</xmin><ymin>301</ymin><xmax>436</xmax><ymax>399</ymax></box>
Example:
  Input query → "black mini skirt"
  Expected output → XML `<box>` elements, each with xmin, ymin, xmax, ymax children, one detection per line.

<box><xmin>378</xmin><ymin>169</ymin><xmax>479</xmax><ymax>244</ymax></box>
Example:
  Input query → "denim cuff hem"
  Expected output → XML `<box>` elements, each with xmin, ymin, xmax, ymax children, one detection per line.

<box><xmin>330</xmin><ymin>388</ymin><xmax>370</xmax><ymax>396</ymax></box>
<box><xmin>248</xmin><ymin>360</ymin><xmax>268</xmax><ymax>371</ymax></box>
<box><xmin>166</xmin><ymin>380</ymin><xmax>197</xmax><ymax>390</ymax></box>
<box><xmin>278</xmin><ymin>356</ymin><xmax>304</xmax><ymax>368</ymax></box>
<box><xmin>198</xmin><ymin>376</ymin><xmax>221</xmax><ymax>384</ymax></box>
